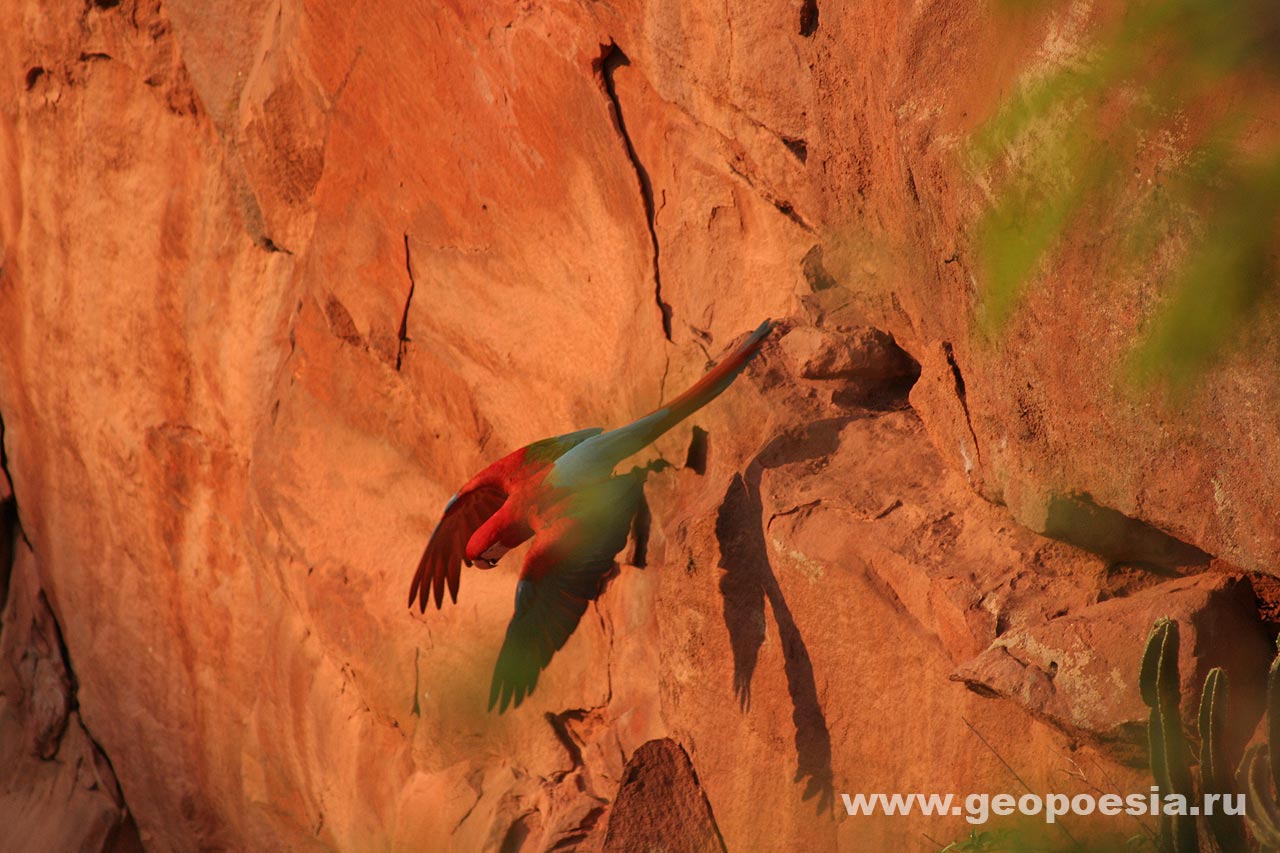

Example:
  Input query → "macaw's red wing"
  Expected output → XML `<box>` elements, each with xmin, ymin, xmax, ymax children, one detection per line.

<box><xmin>408</xmin><ymin>428</ymin><xmax>603</xmax><ymax>613</ymax></box>
<box><xmin>408</xmin><ymin>484</ymin><xmax>508</xmax><ymax>611</ymax></box>
<box><xmin>489</xmin><ymin>471</ymin><xmax>646</xmax><ymax>712</ymax></box>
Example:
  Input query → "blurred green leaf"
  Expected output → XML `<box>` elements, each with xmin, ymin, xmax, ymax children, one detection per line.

<box><xmin>1130</xmin><ymin>149</ymin><xmax>1280</xmax><ymax>386</ymax></box>
<box><xmin>974</xmin><ymin>0</ymin><xmax>1280</xmax><ymax>388</ymax></box>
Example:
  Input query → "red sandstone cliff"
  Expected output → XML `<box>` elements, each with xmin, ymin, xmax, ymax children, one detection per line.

<box><xmin>1</xmin><ymin>0</ymin><xmax>1277</xmax><ymax>850</ymax></box>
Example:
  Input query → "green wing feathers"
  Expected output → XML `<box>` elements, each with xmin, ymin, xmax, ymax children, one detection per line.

<box><xmin>489</xmin><ymin>472</ymin><xmax>646</xmax><ymax>711</ymax></box>
<box><xmin>522</xmin><ymin>427</ymin><xmax>604</xmax><ymax>465</ymax></box>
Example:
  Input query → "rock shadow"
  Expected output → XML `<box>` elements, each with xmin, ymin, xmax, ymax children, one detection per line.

<box><xmin>1043</xmin><ymin>492</ymin><xmax>1210</xmax><ymax>570</ymax></box>
<box><xmin>716</xmin><ymin>422</ymin><xmax>842</xmax><ymax>813</ymax></box>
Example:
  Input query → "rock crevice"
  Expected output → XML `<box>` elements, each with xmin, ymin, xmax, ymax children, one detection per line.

<box><xmin>596</xmin><ymin>41</ymin><xmax>672</xmax><ymax>341</ymax></box>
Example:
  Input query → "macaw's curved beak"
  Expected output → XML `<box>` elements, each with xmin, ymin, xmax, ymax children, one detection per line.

<box><xmin>475</xmin><ymin>541</ymin><xmax>509</xmax><ymax>569</ymax></box>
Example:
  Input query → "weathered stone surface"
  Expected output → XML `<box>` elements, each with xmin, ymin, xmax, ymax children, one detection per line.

<box><xmin>779</xmin><ymin>325</ymin><xmax>919</xmax><ymax>394</ymax></box>
<box><xmin>603</xmin><ymin>738</ymin><xmax>725</xmax><ymax>853</ymax></box>
<box><xmin>0</xmin><ymin>0</ymin><xmax>1275</xmax><ymax>850</ymax></box>
<box><xmin>953</xmin><ymin>573</ymin><xmax>1273</xmax><ymax>764</ymax></box>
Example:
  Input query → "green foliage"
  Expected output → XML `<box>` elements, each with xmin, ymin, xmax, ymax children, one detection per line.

<box><xmin>934</xmin><ymin>824</ymin><xmax>1149</xmax><ymax>852</ymax></box>
<box><xmin>1128</xmin><ymin>151</ymin><xmax>1280</xmax><ymax>387</ymax></box>
<box><xmin>974</xmin><ymin>0</ymin><xmax>1280</xmax><ymax>387</ymax></box>
<box><xmin>939</xmin><ymin>829</ymin><xmax>1010</xmax><ymax>852</ymax></box>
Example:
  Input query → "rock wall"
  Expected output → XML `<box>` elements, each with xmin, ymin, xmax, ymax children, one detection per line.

<box><xmin>1</xmin><ymin>0</ymin><xmax>1276</xmax><ymax>850</ymax></box>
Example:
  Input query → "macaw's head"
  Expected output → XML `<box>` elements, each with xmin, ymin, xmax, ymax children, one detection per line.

<box><xmin>464</xmin><ymin>537</ymin><xmax>509</xmax><ymax>569</ymax></box>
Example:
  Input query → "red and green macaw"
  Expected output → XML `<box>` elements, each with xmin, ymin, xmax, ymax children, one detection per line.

<box><xmin>409</xmin><ymin>320</ymin><xmax>775</xmax><ymax>711</ymax></box>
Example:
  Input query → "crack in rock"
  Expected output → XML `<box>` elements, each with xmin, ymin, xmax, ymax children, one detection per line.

<box><xmin>596</xmin><ymin>42</ymin><xmax>672</xmax><ymax>341</ymax></box>
<box><xmin>727</xmin><ymin>163</ymin><xmax>814</xmax><ymax>232</ymax></box>
<box><xmin>0</xmin><ymin>411</ymin><xmax>138</xmax><ymax>841</ymax></box>
<box><xmin>942</xmin><ymin>340</ymin><xmax>982</xmax><ymax>469</ymax></box>
<box><xmin>0</xmin><ymin>414</ymin><xmax>32</xmax><ymax>552</ymax></box>
<box><xmin>397</xmin><ymin>232</ymin><xmax>417</xmax><ymax>371</ymax></box>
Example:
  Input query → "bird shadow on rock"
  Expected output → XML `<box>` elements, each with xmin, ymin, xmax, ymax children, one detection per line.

<box><xmin>716</xmin><ymin>419</ymin><xmax>847</xmax><ymax>814</ymax></box>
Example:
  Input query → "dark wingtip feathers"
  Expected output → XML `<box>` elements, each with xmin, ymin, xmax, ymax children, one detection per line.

<box><xmin>488</xmin><ymin>680</ymin><xmax>507</xmax><ymax>713</ymax></box>
<box><xmin>409</xmin><ymin>565</ymin><xmax>427</xmax><ymax>612</ymax></box>
<box><xmin>487</xmin><ymin>672</ymin><xmax>512</xmax><ymax>713</ymax></box>
<box><xmin>409</xmin><ymin>484</ymin><xmax>508</xmax><ymax>615</ymax></box>
<box><xmin>489</xmin><ymin>672</ymin><xmax>534</xmax><ymax>714</ymax></box>
<box><xmin>431</xmin><ymin>566</ymin><xmax>445</xmax><ymax>609</ymax></box>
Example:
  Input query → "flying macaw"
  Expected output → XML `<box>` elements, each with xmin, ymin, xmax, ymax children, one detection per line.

<box><xmin>409</xmin><ymin>319</ymin><xmax>776</xmax><ymax>711</ymax></box>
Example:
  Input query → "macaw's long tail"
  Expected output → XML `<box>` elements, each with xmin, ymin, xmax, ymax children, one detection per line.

<box><xmin>659</xmin><ymin>318</ymin><xmax>775</xmax><ymax>433</ymax></box>
<box><xmin>547</xmin><ymin>319</ymin><xmax>775</xmax><ymax>488</ymax></box>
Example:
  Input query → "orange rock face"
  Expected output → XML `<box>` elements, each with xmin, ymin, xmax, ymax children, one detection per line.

<box><xmin>1</xmin><ymin>0</ymin><xmax>1276</xmax><ymax>850</ymax></box>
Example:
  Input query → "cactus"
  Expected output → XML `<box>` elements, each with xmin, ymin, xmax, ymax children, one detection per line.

<box><xmin>1199</xmin><ymin>667</ymin><xmax>1244</xmax><ymax>852</ymax></box>
<box><xmin>1239</xmin><ymin>744</ymin><xmax>1280</xmax><ymax>849</ymax></box>
<box><xmin>1135</xmin><ymin>619</ymin><xmax>1280</xmax><ymax>852</ymax></box>
<box><xmin>1140</xmin><ymin>619</ymin><xmax>1173</xmax><ymax>852</ymax></box>
<box><xmin>1231</xmin><ymin>637</ymin><xmax>1280</xmax><ymax>852</ymax></box>
<box><xmin>1269</xmin><ymin>638</ymin><xmax>1280</xmax><ymax>801</ymax></box>
<box><xmin>1140</xmin><ymin>618</ymin><xmax>1198</xmax><ymax>853</ymax></box>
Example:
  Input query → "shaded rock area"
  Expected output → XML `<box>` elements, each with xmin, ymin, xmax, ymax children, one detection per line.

<box><xmin>0</xmin><ymin>523</ymin><xmax>143</xmax><ymax>851</ymax></box>
<box><xmin>0</xmin><ymin>0</ymin><xmax>1277</xmax><ymax>850</ymax></box>
<box><xmin>779</xmin><ymin>325</ymin><xmax>917</xmax><ymax>384</ymax></box>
